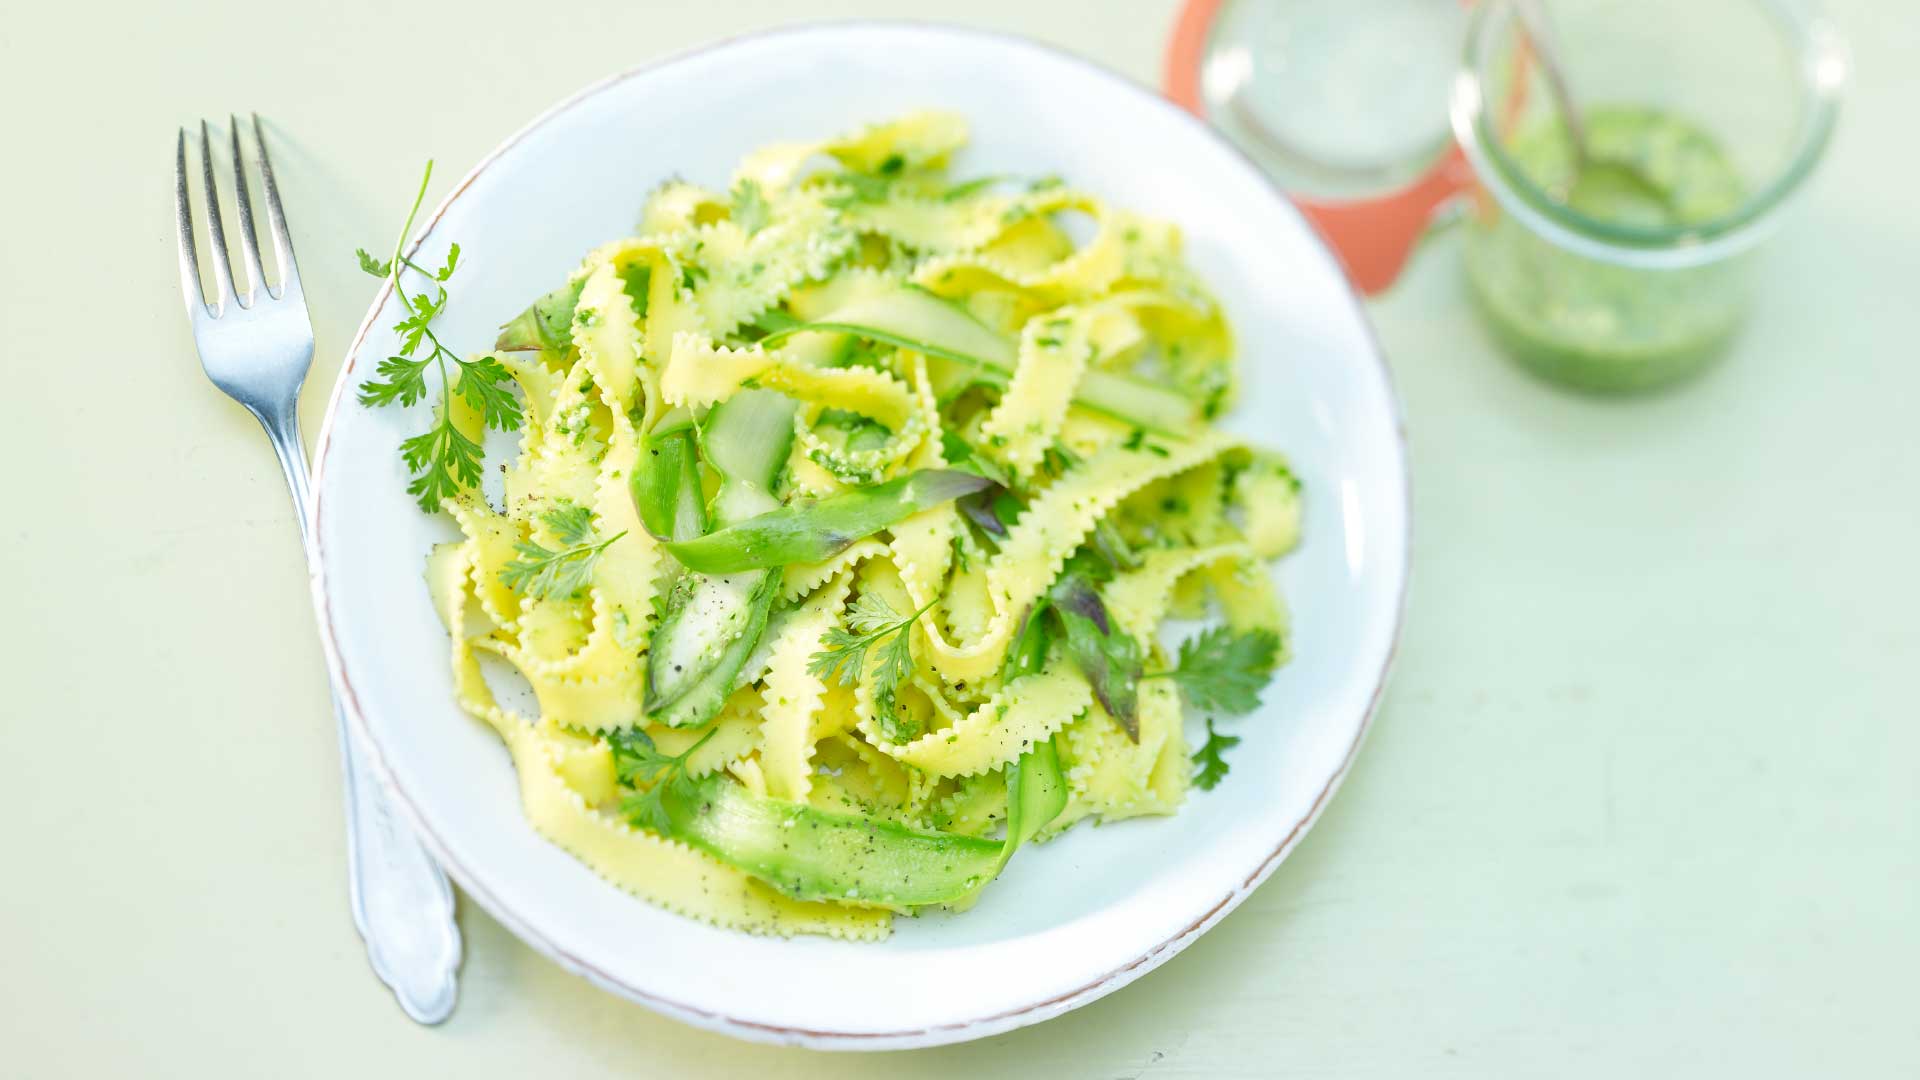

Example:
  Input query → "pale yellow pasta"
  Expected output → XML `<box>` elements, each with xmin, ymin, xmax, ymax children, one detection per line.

<box><xmin>411</xmin><ymin>111</ymin><xmax>1300</xmax><ymax>935</ymax></box>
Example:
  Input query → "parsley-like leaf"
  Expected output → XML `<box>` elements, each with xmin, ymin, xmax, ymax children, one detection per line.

<box><xmin>356</xmin><ymin>248</ymin><xmax>393</xmax><ymax>278</ymax></box>
<box><xmin>609</xmin><ymin>727</ymin><xmax>715</xmax><ymax>835</ymax></box>
<box><xmin>823</xmin><ymin>171</ymin><xmax>895</xmax><ymax>209</ymax></box>
<box><xmin>499</xmin><ymin>506</ymin><xmax>626</xmax><ymax>600</ymax></box>
<box><xmin>730</xmin><ymin>179</ymin><xmax>771</xmax><ymax>236</ymax></box>
<box><xmin>1154</xmin><ymin>627</ymin><xmax>1282</xmax><ymax>715</ymax></box>
<box><xmin>355</xmin><ymin>161</ymin><xmax>523</xmax><ymax>513</ymax></box>
<box><xmin>1039</xmin><ymin>443</ymin><xmax>1082</xmax><ymax>478</ymax></box>
<box><xmin>356</xmin><ymin>355</ymin><xmax>432</xmax><ymax>408</ymax></box>
<box><xmin>808</xmin><ymin>593</ymin><xmax>934</xmax><ymax>742</ymax></box>
<box><xmin>1191</xmin><ymin>720</ymin><xmax>1239</xmax><ymax>790</ymax></box>
<box><xmin>541</xmin><ymin>502</ymin><xmax>596</xmax><ymax>546</ymax></box>
<box><xmin>453</xmin><ymin>355</ymin><xmax>524</xmax><ymax>431</ymax></box>
<box><xmin>750</xmin><ymin>308</ymin><xmax>803</xmax><ymax>337</ymax></box>
<box><xmin>845</xmin><ymin>592</ymin><xmax>903</xmax><ymax>635</ymax></box>
<box><xmin>809</xmin><ymin>594</ymin><xmax>901</xmax><ymax>684</ymax></box>
<box><xmin>941</xmin><ymin>431</ymin><xmax>1010</xmax><ymax>487</ymax></box>
<box><xmin>399</xmin><ymin>411</ymin><xmax>484</xmax><ymax>510</ymax></box>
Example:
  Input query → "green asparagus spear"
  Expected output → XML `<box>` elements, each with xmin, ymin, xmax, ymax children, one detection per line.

<box><xmin>656</xmin><ymin>736</ymin><xmax>1066</xmax><ymax>909</ymax></box>
<box><xmin>494</xmin><ymin>278</ymin><xmax>585</xmax><ymax>354</ymax></box>
<box><xmin>662</xmin><ymin>469</ymin><xmax>992</xmax><ymax>575</ymax></box>
<box><xmin>644</xmin><ymin>390</ymin><xmax>797</xmax><ymax>725</ymax></box>
<box><xmin>757</xmin><ymin>283</ymin><xmax>1200</xmax><ymax>436</ymax></box>
<box><xmin>630</xmin><ymin>425</ymin><xmax>707</xmax><ymax>542</ymax></box>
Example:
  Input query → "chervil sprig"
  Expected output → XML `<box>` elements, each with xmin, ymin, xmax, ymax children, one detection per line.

<box><xmin>1149</xmin><ymin>626</ymin><xmax>1282</xmax><ymax>790</ymax></box>
<box><xmin>499</xmin><ymin>504</ymin><xmax>626</xmax><ymax>601</ymax></box>
<box><xmin>809</xmin><ymin>593</ymin><xmax>935</xmax><ymax>741</ymax></box>
<box><xmin>355</xmin><ymin>162</ymin><xmax>523</xmax><ymax>511</ymax></box>
<box><xmin>541</xmin><ymin>503</ymin><xmax>596</xmax><ymax>546</ymax></box>
<box><xmin>1146</xmin><ymin>626</ymin><xmax>1282</xmax><ymax>716</ymax></box>
<box><xmin>808</xmin><ymin>594</ymin><xmax>925</xmax><ymax>687</ymax></box>
<box><xmin>729</xmin><ymin>179</ymin><xmax>771</xmax><ymax>236</ymax></box>
<box><xmin>1191</xmin><ymin>720</ymin><xmax>1240</xmax><ymax>791</ymax></box>
<box><xmin>609</xmin><ymin>727</ymin><xmax>717</xmax><ymax>835</ymax></box>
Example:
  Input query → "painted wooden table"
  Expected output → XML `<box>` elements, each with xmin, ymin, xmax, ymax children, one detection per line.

<box><xmin>2</xmin><ymin>1</ymin><xmax>1914</xmax><ymax>1075</ymax></box>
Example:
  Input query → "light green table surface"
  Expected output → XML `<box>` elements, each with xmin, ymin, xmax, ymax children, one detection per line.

<box><xmin>3</xmin><ymin>1</ymin><xmax>1915</xmax><ymax>1076</ymax></box>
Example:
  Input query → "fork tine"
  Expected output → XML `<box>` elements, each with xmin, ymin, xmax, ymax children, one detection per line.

<box><xmin>250</xmin><ymin>114</ymin><xmax>302</xmax><ymax>296</ymax></box>
<box><xmin>228</xmin><ymin>116</ymin><xmax>269</xmax><ymax>302</ymax></box>
<box><xmin>196</xmin><ymin>120</ymin><xmax>237</xmax><ymax>312</ymax></box>
<box><xmin>174</xmin><ymin>129</ymin><xmax>210</xmax><ymax>318</ymax></box>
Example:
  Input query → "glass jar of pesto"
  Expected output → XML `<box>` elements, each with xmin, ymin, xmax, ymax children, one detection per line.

<box><xmin>1451</xmin><ymin>0</ymin><xmax>1845</xmax><ymax>391</ymax></box>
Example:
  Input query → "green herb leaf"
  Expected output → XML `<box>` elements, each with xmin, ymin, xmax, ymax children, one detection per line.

<box><xmin>1156</xmin><ymin>627</ymin><xmax>1282</xmax><ymax>715</ymax></box>
<box><xmin>940</xmin><ymin>431</ymin><xmax>1010</xmax><ymax>487</ymax></box>
<box><xmin>1191</xmin><ymin>720</ymin><xmax>1239</xmax><ymax>790</ymax></box>
<box><xmin>808</xmin><ymin>593</ymin><xmax>934</xmax><ymax>742</ymax></box>
<box><xmin>1040</xmin><ymin>443</ymin><xmax>1081</xmax><ymax>478</ymax></box>
<box><xmin>809</xmin><ymin>594</ymin><xmax>896</xmax><ymax>685</ymax></box>
<box><xmin>610</xmin><ymin>727</ymin><xmax>716</xmax><ymax>835</ymax></box>
<box><xmin>844</xmin><ymin>593</ymin><xmax>903</xmax><ymax>637</ymax></box>
<box><xmin>398</xmin><ymin>411</ymin><xmax>485</xmax><ymax>511</ymax></box>
<box><xmin>730</xmin><ymin>179</ymin><xmax>771</xmax><ymax>236</ymax></box>
<box><xmin>541</xmin><ymin>502</ymin><xmax>596</xmax><ymax>546</ymax></box>
<box><xmin>355</xmin><ymin>248</ymin><xmax>393</xmax><ymax>278</ymax></box>
<box><xmin>452</xmin><ymin>355</ymin><xmax>524</xmax><ymax>431</ymax></box>
<box><xmin>356</xmin><ymin>355</ymin><xmax>432</xmax><ymax>408</ymax></box>
<box><xmin>499</xmin><ymin>507</ymin><xmax>626</xmax><ymax>600</ymax></box>
<box><xmin>823</xmin><ymin>171</ymin><xmax>895</xmax><ymax>208</ymax></box>
<box><xmin>355</xmin><ymin>161</ymin><xmax>523</xmax><ymax>513</ymax></box>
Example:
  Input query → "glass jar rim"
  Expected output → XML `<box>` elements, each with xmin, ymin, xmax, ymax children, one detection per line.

<box><xmin>1449</xmin><ymin>0</ymin><xmax>1847</xmax><ymax>269</ymax></box>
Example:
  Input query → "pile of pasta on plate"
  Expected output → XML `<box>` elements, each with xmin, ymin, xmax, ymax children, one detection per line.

<box><xmin>373</xmin><ymin>112</ymin><xmax>1303</xmax><ymax>938</ymax></box>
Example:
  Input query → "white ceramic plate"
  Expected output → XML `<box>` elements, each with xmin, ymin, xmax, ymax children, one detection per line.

<box><xmin>310</xmin><ymin>22</ymin><xmax>1407</xmax><ymax>1050</ymax></box>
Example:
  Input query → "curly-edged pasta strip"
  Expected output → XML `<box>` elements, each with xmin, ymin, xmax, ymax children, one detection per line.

<box><xmin>424</xmin><ymin>540</ymin><xmax>889</xmax><ymax>938</ymax></box>
<box><xmin>404</xmin><ymin>111</ymin><xmax>1303</xmax><ymax>935</ymax></box>
<box><xmin>758</xmin><ymin>570</ymin><xmax>854</xmax><ymax>801</ymax></box>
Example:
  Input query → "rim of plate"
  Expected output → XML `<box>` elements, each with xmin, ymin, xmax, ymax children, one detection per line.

<box><xmin>307</xmin><ymin>18</ymin><xmax>1411</xmax><ymax>1049</ymax></box>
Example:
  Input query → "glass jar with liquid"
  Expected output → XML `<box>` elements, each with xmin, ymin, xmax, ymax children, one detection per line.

<box><xmin>1451</xmin><ymin>0</ymin><xmax>1845</xmax><ymax>390</ymax></box>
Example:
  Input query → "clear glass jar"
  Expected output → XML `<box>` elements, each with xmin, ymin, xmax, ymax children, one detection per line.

<box><xmin>1170</xmin><ymin>0</ymin><xmax>1476</xmax><ymax>294</ymax></box>
<box><xmin>1451</xmin><ymin>0</ymin><xmax>1846</xmax><ymax>391</ymax></box>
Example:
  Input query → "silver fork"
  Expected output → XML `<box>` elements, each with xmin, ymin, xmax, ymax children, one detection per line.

<box><xmin>174</xmin><ymin>116</ymin><xmax>461</xmax><ymax>1024</ymax></box>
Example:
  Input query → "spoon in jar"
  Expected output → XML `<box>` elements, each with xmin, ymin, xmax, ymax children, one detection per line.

<box><xmin>1513</xmin><ymin>0</ymin><xmax>1675</xmax><ymax>222</ymax></box>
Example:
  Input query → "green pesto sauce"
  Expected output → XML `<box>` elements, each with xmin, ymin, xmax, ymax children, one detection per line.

<box><xmin>1465</xmin><ymin>105</ymin><xmax>1750</xmax><ymax>391</ymax></box>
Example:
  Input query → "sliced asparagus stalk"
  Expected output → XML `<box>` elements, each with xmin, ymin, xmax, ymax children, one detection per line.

<box><xmin>644</xmin><ymin>390</ymin><xmax>797</xmax><ymax>726</ymax></box>
<box><xmin>759</xmin><ymin>283</ymin><xmax>1200</xmax><ymax>435</ymax></box>
<box><xmin>1050</xmin><ymin>572</ymin><xmax>1143</xmax><ymax>741</ymax></box>
<box><xmin>663</xmin><ymin>469</ymin><xmax>992</xmax><ymax>575</ymax></box>
<box><xmin>658</xmin><ymin>737</ymin><xmax>1065</xmax><ymax>909</ymax></box>
<box><xmin>644</xmin><ymin>569</ymin><xmax>784</xmax><ymax>729</ymax></box>
<box><xmin>494</xmin><ymin>278</ymin><xmax>585</xmax><ymax>354</ymax></box>
<box><xmin>630</xmin><ymin>426</ymin><xmax>707</xmax><ymax>542</ymax></box>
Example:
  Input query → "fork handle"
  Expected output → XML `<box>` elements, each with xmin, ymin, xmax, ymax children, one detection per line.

<box><xmin>261</xmin><ymin>404</ymin><xmax>463</xmax><ymax>1025</ymax></box>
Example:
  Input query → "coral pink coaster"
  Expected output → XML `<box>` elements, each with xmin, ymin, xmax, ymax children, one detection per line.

<box><xmin>1164</xmin><ymin>0</ymin><xmax>1475</xmax><ymax>294</ymax></box>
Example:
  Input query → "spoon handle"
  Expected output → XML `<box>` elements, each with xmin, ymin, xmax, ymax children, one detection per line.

<box><xmin>1514</xmin><ymin>0</ymin><xmax>1590</xmax><ymax>158</ymax></box>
